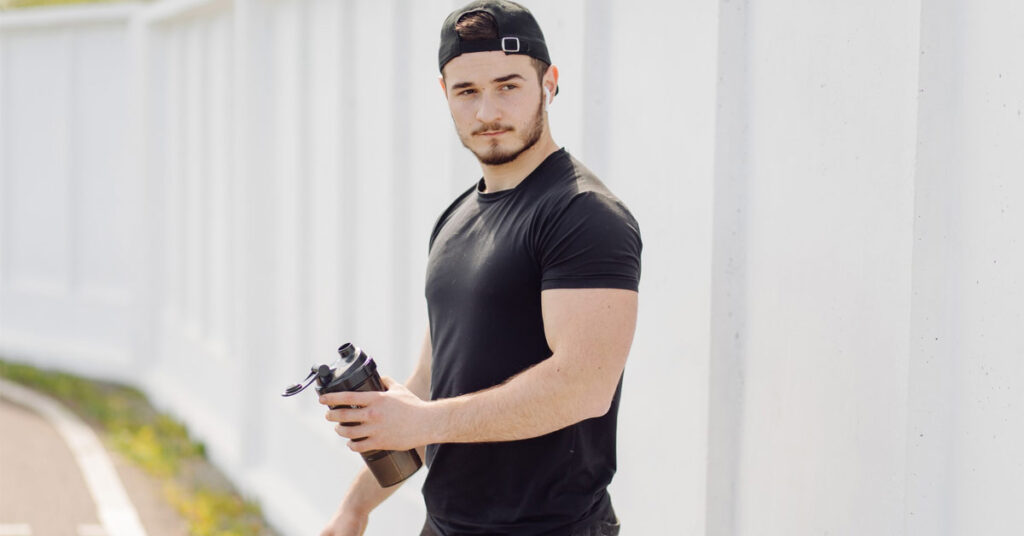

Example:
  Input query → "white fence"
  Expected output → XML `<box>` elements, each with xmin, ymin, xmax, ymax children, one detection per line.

<box><xmin>1</xmin><ymin>0</ymin><xmax>1022</xmax><ymax>534</ymax></box>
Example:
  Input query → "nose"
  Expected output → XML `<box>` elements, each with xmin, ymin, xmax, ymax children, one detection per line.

<box><xmin>475</xmin><ymin>91</ymin><xmax>501</xmax><ymax>124</ymax></box>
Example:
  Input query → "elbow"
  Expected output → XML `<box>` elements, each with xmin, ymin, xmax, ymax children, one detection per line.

<box><xmin>586</xmin><ymin>403</ymin><xmax>611</xmax><ymax>421</ymax></box>
<box><xmin>575</xmin><ymin>375</ymin><xmax>622</xmax><ymax>421</ymax></box>
<box><xmin>582</xmin><ymin>392</ymin><xmax>615</xmax><ymax>420</ymax></box>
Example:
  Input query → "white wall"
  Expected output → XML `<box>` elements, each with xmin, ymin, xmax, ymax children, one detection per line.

<box><xmin>0</xmin><ymin>3</ymin><xmax>143</xmax><ymax>381</ymax></box>
<box><xmin>908</xmin><ymin>1</ymin><xmax>1024</xmax><ymax>534</ymax></box>
<box><xmin>1</xmin><ymin>1</ymin><xmax>1023</xmax><ymax>535</ymax></box>
<box><xmin>713</xmin><ymin>1</ymin><xmax>920</xmax><ymax>534</ymax></box>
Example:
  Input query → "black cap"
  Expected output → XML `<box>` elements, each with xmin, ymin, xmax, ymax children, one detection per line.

<box><xmin>438</xmin><ymin>0</ymin><xmax>552</xmax><ymax>73</ymax></box>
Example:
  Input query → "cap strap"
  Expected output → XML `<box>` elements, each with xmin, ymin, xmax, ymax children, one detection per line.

<box><xmin>501</xmin><ymin>36</ymin><xmax>520</xmax><ymax>53</ymax></box>
<box><xmin>457</xmin><ymin>36</ymin><xmax>548</xmax><ymax>59</ymax></box>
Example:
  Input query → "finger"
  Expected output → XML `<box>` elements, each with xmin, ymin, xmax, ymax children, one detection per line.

<box><xmin>380</xmin><ymin>375</ymin><xmax>397</xmax><ymax>389</ymax></box>
<box><xmin>325</xmin><ymin>407</ymin><xmax>368</xmax><ymax>424</ymax></box>
<box><xmin>319</xmin><ymin>390</ymin><xmax>378</xmax><ymax>407</ymax></box>
<box><xmin>334</xmin><ymin>422</ymin><xmax>372</xmax><ymax>440</ymax></box>
<box><xmin>348</xmin><ymin>437</ymin><xmax>378</xmax><ymax>453</ymax></box>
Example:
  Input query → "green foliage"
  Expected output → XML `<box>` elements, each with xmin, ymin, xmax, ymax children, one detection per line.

<box><xmin>0</xmin><ymin>359</ymin><xmax>275</xmax><ymax>536</ymax></box>
<box><xmin>167</xmin><ymin>484</ymin><xmax>269</xmax><ymax>536</ymax></box>
<box><xmin>0</xmin><ymin>360</ymin><xmax>145</xmax><ymax>427</ymax></box>
<box><xmin>0</xmin><ymin>0</ymin><xmax>126</xmax><ymax>9</ymax></box>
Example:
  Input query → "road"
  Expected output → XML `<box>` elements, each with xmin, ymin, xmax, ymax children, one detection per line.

<box><xmin>0</xmin><ymin>381</ymin><xmax>188</xmax><ymax>536</ymax></box>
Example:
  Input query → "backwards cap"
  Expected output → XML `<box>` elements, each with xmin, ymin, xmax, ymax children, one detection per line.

<box><xmin>438</xmin><ymin>0</ymin><xmax>552</xmax><ymax>72</ymax></box>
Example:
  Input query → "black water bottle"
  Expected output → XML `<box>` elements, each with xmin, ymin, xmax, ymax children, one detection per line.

<box><xmin>282</xmin><ymin>343</ymin><xmax>423</xmax><ymax>487</ymax></box>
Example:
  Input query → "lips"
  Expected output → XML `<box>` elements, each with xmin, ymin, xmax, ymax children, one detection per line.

<box><xmin>473</xmin><ymin>123</ymin><xmax>513</xmax><ymax>136</ymax></box>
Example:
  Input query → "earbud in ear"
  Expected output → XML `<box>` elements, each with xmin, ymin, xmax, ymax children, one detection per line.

<box><xmin>544</xmin><ymin>87</ymin><xmax>551</xmax><ymax>108</ymax></box>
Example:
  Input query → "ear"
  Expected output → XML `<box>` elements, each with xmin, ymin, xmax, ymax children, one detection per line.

<box><xmin>438</xmin><ymin>75</ymin><xmax>448</xmax><ymax>100</ymax></box>
<box><xmin>543</xmin><ymin>64</ymin><xmax>560</xmax><ymax>104</ymax></box>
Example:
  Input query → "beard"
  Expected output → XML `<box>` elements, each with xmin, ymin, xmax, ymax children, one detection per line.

<box><xmin>458</xmin><ymin>96</ymin><xmax>545</xmax><ymax>166</ymax></box>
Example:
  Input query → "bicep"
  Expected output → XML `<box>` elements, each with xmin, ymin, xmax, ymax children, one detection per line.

<box><xmin>541</xmin><ymin>288</ymin><xmax>638</xmax><ymax>393</ymax></box>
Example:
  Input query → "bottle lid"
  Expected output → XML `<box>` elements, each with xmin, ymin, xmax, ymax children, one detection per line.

<box><xmin>327</xmin><ymin>343</ymin><xmax>379</xmax><ymax>392</ymax></box>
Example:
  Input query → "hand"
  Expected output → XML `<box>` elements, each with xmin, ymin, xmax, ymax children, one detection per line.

<box><xmin>319</xmin><ymin>376</ymin><xmax>437</xmax><ymax>452</ymax></box>
<box><xmin>319</xmin><ymin>507</ymin><xmax>368</xmax><ymax>536</ymax></box>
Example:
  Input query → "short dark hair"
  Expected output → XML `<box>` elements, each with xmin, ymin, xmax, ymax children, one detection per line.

<box><xmin>451</xmin><ymin>10</ymin><xmax>550</xmax><ymax>84</ymax></box>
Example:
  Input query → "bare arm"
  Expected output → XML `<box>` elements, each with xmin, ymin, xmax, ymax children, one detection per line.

<box><xmin>322</xmin><ymin>288</ymin><xmax>637</xmax><ymax>451</ymax></box>
<box><xmin>432</xmin><ymin>287</ymin><xmax>637</xmax><ymax>442</ymax></box>
<box><xmin>319</xmin><ymin>330</ymin><xmax>431</xmax><ymax>536</ymax></box>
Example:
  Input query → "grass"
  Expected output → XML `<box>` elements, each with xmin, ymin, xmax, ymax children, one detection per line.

<box><xmin>0</xmin><ymin>0</ymin><xmax>130</xmax><ymax>10</ymax></box>
<box><xmin>0</xmin><ymin>359</ymin><xmax>277</xmax><ymax>536</ymax></box>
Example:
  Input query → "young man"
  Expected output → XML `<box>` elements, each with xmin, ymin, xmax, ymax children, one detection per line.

<box><xmin>318</xmin><ymin>2</ymin><xmax>641</xmax><ymax>534</ymax></box>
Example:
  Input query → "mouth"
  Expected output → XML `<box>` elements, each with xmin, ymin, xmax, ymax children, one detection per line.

<box><xmin>475</xmin><ymin>128</ymin><xmax>510</xmax><ymax>137</ymax></box>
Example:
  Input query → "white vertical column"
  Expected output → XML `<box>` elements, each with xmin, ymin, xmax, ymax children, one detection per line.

<box><xmin>707</xmin><ymin>0</ymin><xmax>751</xmax><ymax>534</ymax></box>
<box><xmin>907</xmin><ymin>1</ymin><xmax>964</xmax><ymax>534</ymax></box>
<box><xmin>387</xmin><ymin>0</ymin><xmax>415</xmax><ymax>371</ymax></box>
<box><xmin>336</xmin><ymin>0</ymin><xmax>358</xmax><ymax>350</ymax></box>
<box><xmin>234</xmin><ymin>0</ymin><xmax>279</xmax><ymax>468</ymax></box>
<box><xmin>127</xmin><ymin>10</ymin><xmax>153</xmax><ymax>380</ymax></box>
<box><xmin>162</xmin><ymin>24</ymin><xmax>184</xmax><ymax>335</ymax></box>
<box><xmin>0</xmin><ymin>20</ymin><xmax>7</xmax><ymax>338</ymax></box>
<box><xmin>205</xmin><ymin>10</ymin><xmax>232</xmax><ymax>357</ymax></box>
<box><xmin>183</xmin><ymin>19</ymin><xmax>205</xmax><ymax>339</ymax></box>
<box><xmin>306</xmin><ymin>0</ymin><xmax>343</xmax><ymax>369</ymax></box>
<box><xmin>910</xmin><ymin>2</ymin><xmax>1024</xmax><ymax>534</ymax></box>
<box><xmin>348</xmin><ymin>0</ymin><xmax>397</xmax><ymax>362</ymax></box>
<box><xmin>269</xmin><ymin>0</ymin><xmax>307</xmax><ymax>378</ymax></box>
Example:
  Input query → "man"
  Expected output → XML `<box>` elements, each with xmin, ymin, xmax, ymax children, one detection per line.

<box><xmin>318</xmin><ymin>2</ymin><xmax>641</xmax><ymax>534</ymax></box>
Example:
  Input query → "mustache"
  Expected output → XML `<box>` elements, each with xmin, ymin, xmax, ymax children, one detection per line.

<box><xmin>472</xmin><ymin>123</ymin><xmax>514</xmax><ymax>135</ymax></box>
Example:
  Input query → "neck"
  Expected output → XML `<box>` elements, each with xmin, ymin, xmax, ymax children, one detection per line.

<box><xmin>479</xmin><ymin>134</ymin><xmax>560</xmax><ymax>193</ymax></box>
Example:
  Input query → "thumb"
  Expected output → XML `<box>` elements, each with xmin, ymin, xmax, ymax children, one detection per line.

<box><xmin>380</xmin><ymin>375</ymin><xmax>397</xmax><ymax>389</ymax></box>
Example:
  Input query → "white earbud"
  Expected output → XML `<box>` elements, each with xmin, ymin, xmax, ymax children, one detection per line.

<box><xmin>544</xmin><ymin>87</ymin><xmax>551</xmax><ymax>109</ymax></box>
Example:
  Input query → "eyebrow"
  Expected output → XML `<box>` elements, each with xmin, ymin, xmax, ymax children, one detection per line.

<box><xmin>450</xmin><ymin>73</ymin><xmax>527</xmax><ymax>91</ymax></box>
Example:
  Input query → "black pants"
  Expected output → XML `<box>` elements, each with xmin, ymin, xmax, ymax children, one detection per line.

<box><xmin>568</xmin><ymin>503</ymin><xmax>620</xmax><ymax>536</ymax></box>
<box><xmin>419</xmin><ymin>503</ymin><xmax>620</xmax><ymax>536</ymax></box>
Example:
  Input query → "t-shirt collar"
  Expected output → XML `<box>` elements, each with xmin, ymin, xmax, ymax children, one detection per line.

<box><xmin>476</xmin><ymin>148</ymin><xmax>567</xmax><ymax>202</ymax></box>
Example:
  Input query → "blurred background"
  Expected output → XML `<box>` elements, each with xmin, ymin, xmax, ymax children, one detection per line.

<box><xmin>1</xmin><ymin>0</ymin><xmax>1022</xmax><ymax>534</ymax></box>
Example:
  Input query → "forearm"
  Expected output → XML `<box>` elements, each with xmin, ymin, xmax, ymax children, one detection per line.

<box><xmin>337</xmin><ymin>465</ymin><xmax>397</xmax><ymax>516</ymax></box>
<box><xmin>429</xmin><ymin>352</ymin><xmax>615</xmax><ymax>444</ymax></box>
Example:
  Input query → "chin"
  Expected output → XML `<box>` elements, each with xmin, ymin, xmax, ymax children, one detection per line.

<box><xmin>478</xmin><ymin>147</ymin><xmax>527</xmax><ymax>166</ymax></box>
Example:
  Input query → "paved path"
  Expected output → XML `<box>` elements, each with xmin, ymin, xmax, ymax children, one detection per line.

<box><xmin>0</xmin><ymin>380</ymin><xmax>187</xmax><ymax>536</ymax></box>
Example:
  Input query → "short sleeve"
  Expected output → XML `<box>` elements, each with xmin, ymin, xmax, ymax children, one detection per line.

<box><xmin>537</xmin><ymin>192</ymin><xmax>642</xmax><ymax>291</ymax></box>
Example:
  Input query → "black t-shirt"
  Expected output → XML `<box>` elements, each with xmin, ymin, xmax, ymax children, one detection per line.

<box><xmin>423</xmin><ymin>149</ymin><xmax>642</xmax><ymax>535</ymax></box>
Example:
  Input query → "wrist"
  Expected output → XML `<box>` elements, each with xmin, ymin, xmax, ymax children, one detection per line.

<box><xmin>339</xmin><ymin>499</ymin><xmax>371</xmax><ymax>519</ymax></box>
<box><xmin>339</xmin><ymin>491</ymin><xmax>375</xmax><ymax>518</ymax></box>
<box><xmin>424</xmin><ymin>398</ymin><xmax>453</xmax><ymax>445</ymax></box>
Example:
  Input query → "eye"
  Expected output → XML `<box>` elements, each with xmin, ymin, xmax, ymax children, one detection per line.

<box><xmin>500</xmin><ymin>83</ymin><xmax>518</xmax><ymax>91</ymax></box>
<box><xmin>457</xmin><ymin>88</ymin><xmax>477</xmax><ymax>97</ymax></box>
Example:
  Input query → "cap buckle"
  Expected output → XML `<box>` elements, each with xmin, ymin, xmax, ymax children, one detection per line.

<box><xmin>501</xmin><ymin>36</ymin><xmax>521</xmax><ymax>53</ymax></box>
